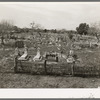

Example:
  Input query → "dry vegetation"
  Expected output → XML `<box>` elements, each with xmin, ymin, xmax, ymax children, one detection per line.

<box><xmin>1</xmin><ymin>31</ymin><xmax>100</xmax><ymax>88</ymax></box>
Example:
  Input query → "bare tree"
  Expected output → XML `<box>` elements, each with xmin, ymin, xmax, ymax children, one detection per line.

<box><xmin>30</xmin><ymin>21</ymin><xmax>44</xmax><ymax>37</ymax></box>
<box><xmin>30</xmin><ymin>21</ymin><xmax>44</xmax><ymax>31</ymax></box>
<box><xmin>30</xmin><ymin>21</ymin><xmax>35</xmax><ymax>30</ymax></box>
<box><xmin>89</xmin><ymin>22</ymin><xmax>100</xmax><ymax>42</ymax></box>
<box><xmin>0</xmin><ymin>20</ymin><xmax>14</xmax><ymax>45</ymax></box>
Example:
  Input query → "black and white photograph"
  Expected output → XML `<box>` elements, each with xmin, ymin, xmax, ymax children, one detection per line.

<box><xmin>1</xmin><ymin>2</ymin><xmax>100</xmax><ymax>89</ymax></box>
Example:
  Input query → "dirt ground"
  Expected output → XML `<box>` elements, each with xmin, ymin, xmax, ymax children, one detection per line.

<box><xmin>1</xmin><ymin>72</ymin><xmax>100</xmax><ymax>88</ymax></box>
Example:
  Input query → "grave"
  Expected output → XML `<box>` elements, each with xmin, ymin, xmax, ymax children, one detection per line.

<box><xmin>15</xmin><ymin>40</ymin><xmax>24</xmax><ymax>48</ymax></box>
<box><xmin>14</xmin><ymin>47</ymin><xmax>78</xmax><ymax>76</ymax></box>
<box><xmin>45</xmin><ymin>52</ymin><xmax>58</xmax><ymax>62</ymax></box>
<box><xmin>33</xmin><ymin>47</ymin><xmax>42</xmax><ymax>61</ymax></box>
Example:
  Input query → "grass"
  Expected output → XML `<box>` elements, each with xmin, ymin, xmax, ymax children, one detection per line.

<box><xmin>0</xmin><ymin>46</ymin><xmax>100</xmax><ymax>88</ymax></box>
<box><xmin>1</xmin><ymin>34</ymin><xmax>100</xmax><ymax>88</ymax></box>
<box><xmin>1</xmin><ymin>73</ymin><xmax>100</xmax><ymax>88</ymax></box>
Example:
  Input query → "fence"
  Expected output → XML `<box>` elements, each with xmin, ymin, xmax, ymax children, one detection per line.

<box><xmin>73</xmin><ymin>66</ymin><xmax>100</xmax><ymax>77</ymax></box>
<box><xmin>14</xmin><ymin>57</ymin><xmax>100</xmax><ymax>77</ymax></box>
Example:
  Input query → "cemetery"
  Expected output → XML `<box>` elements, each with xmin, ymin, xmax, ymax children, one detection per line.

<box><xmin>12</xmin><ymin>33</ymin><xmax>100</xmax><ymax>77</ymax></box>
<box><xmin>1</xmin><ymin>3</ymin><xmax>100</xmax><ymax>89</ymax></box>
<box><xmin>1</xmin><ymin>21</ymin><xmax>100</xmax><ymax>88</ymax></box>
<box><xmin>1</xmin><ymin>30</ymin><xmax>100</xmax><ymax>88</ymax></box>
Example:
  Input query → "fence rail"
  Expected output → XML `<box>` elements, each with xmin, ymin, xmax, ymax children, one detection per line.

<box><xmin>14</xmin><ymin>57</ymin><xmax>100</xmax><ymax>77</ymax></box>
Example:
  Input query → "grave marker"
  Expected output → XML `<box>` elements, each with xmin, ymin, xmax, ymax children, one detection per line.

<box><xmin>15</xmin><ymin>40</ymin><xmax>24</xmax><ymax>48</ymax></box>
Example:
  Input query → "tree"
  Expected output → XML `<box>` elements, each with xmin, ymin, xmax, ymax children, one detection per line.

<box><xmin>30</xmin><ymin>21</ymin><xmax>44</xmax><ymax>37</ymax></box>
<box><xmin>13</xmin><ymin>26</ymin><xmax>19</xmax><ymax>32</ymax></box>
<box><xmin>30</xmin><ymin>21</ymin><xmax>43</xmax><ymax>31</ymax></box>
<box><xmin>22</xmin><ymin>27</ymin><xmax>29</xmax><ymax>33</ymax></box>
<box><xmin>76</xmin><ymin>23</ymin><xmax>89</xmax><ymax>35</ymax></box>
<box><xmin>68</xmin><ymin>33</ymin><xmax>73</xmax><ymax>40</ymax></box>
<box><xmin>0</xmin><ymin>20</ymin><xmax>14</xmax><ymax>45</ymax></box>
<box><xmin>88</xmin><ymin>22</ymin><xmax>100</xmax><ymax>42</ymax></box>
<box><xmin>44</xmin><ymin>29</ymin><xmax>47</xmax><ymax>33</ymax></box>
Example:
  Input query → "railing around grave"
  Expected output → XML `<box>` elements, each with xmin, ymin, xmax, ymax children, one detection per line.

<box><xmin>14</xmin><ymin>56</ymin><xmax>100</xmax><ymax>77</ymax></box>
<box><xmin>73</xmin><ymin>66</ymin><xmax>100</xmax><ymax>77</ymax></box>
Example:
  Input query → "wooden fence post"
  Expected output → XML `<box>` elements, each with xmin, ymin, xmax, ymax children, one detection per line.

<box><xmin>14</xmin><ymin>56</ymin><xmax>18</xmax><ymax>73</ymax></box>
<box><xmin>44</xmin><ymin>59</ymin><xmax>47</xmax><ymax>75</ymax></box>
<box><xmin>71</xmin><ymin>63</ymin><xmax>74</xmax><ymax>76</ymax></box>
<box><xmin>71</xmin><ymin>61</ymin><xmax>75</xmax><ymax>76</ymax></box>
<box><xmin>56</xmin><ymin>56</ymin><xmax>58</xmax><ymax>62</ymax></box>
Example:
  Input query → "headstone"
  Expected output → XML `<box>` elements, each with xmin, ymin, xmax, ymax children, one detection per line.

<box><xmin>33</xmin><ymin>47</ymin><xmax>42</xmax><ymax>61</ymax></box>
<box><xmin>69</xmin><ymin>49</ymin><xmax>74</xmax><ymax>56</ymax></box>
<box><xmin>15</xmin><ymin>47</ymin><xmax>20</xmax><ymax>56</ymax></box>
<box><xmin>24</xmin><ymin>44</ymin><xmax>28</xmax><ymax>55</ymax></box>
<box><xmin>18</xmin><ymin>44</ymin><xmax>28</xmax><ymax>60</ymax></box>
<box><xmin>67</xmin><ymin>56</ymin><xmax>75</xmax><ymax>63</ymax></box>
<box><xmin>67</xmin><ymin>49</ymin><xmax>75</xmax><ymax>63</ymax></box>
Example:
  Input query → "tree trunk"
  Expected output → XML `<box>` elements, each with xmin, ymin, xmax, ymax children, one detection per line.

<box><xmin>1</xmin><ymin>35</ymin><xmax>4</xmax><ymax>45</ymax></box>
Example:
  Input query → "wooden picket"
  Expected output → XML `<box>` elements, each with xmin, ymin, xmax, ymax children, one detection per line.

<box><xmin>14</xmin><ymin>57</ymin><xmax>100</xmax><ymax>77</ymax></box>
<box><xmin>73</xmin><ymin>66</ymin><xmax>100</xmax><ymax>77</ymax></box>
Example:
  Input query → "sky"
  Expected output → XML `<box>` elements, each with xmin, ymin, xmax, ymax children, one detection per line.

<box><xmin>0</xmin><ymin>2</ymin><xmax>100</xmax><ymax>30</ymax></box>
